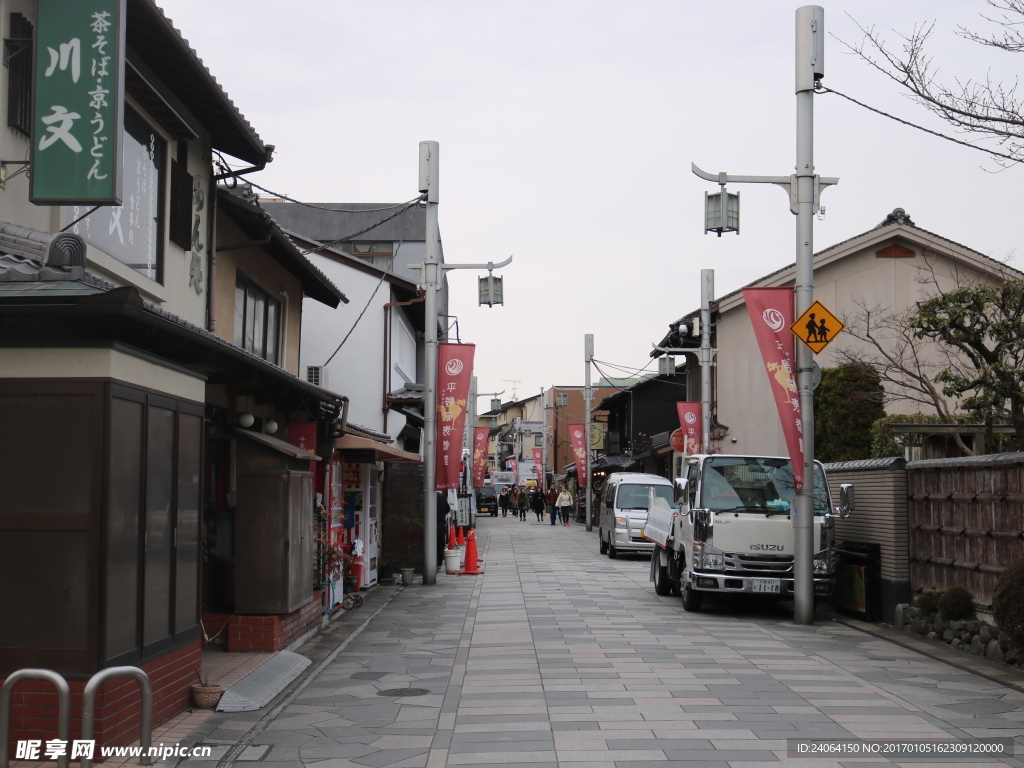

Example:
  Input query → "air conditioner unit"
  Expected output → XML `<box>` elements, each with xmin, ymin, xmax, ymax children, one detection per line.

<box><xmin>306</xmin><ymin>365</ymin><xmax>326</xmax><ymax>388</ymax></box>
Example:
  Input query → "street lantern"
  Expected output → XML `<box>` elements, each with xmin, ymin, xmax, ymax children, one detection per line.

<box><xmin>490</xmin><ymin>397</ymin><xmax>501</xmax><ymax>412</ymax></box>
<box><xmin>705</xmin><ymin>184</ymin><xmax>740</xmax><ymax>236</ymax></box>
<box><xmin>658</xmin><ymin>355</ymin><xmax>675</xmax><ymax>375</ymax></box>
<box><xmin>479</xmin><ymin>274</ymin><xmax>503</xmax><ymax>306</ymax></box>
<box><xmin>489</xmin><ymin>417</ymin><xmax>497</xmax><ymax>428</ymax></box>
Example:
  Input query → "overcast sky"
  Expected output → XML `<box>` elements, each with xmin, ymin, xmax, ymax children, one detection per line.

<box><xmin>162</xmin><ymin>0</ymin><xmax>1023</xmax><ymax>403</ymax></box>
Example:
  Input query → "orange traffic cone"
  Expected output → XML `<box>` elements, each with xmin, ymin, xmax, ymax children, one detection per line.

<box><xmin>447</xmin><ymin>524</ymin><xmax>457</xmax><ymax>551</ymax></box>
<box><xmin>463</xmin><ymin>530</ymin><xmax>482</xmax><ymax>574</ymax></box>
<box><xmin>456</xmin><ymin>527</ymin><xmax>465</xmax><ymax>546</ymax></box>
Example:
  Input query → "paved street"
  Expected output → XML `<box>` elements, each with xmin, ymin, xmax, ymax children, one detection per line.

<box><xmin>174</xmin><ymin>515</ymin><xmax>1024</xmax><ymax>767</ymax></box>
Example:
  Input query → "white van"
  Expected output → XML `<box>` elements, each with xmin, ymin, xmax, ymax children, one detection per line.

<box><xmin>598</xmin><ymin>472</ymin><xmax>674</xmax><ymax>558</ymax></box>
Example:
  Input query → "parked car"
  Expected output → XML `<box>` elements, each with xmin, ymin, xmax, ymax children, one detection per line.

<box><xmin>598</xmin><ymin>473</ymin><xmax>674</xmax><ymax>558</ymax></box>
<box><xmin>476</xmin><ymin>486</ymin><xmax>498</xmax><ymax>516</ymax></box>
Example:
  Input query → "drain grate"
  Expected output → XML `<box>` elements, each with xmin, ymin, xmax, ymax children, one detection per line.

<box><xmin>377</xmin><ymin>687</ymin><xmax>430</xmax><ymax>697</ymax></box>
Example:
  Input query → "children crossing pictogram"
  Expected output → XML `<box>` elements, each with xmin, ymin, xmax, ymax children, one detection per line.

<box><xmin>791</xmin><ymin>300</ymin><xmax>844</xmax><ymax>354</ymax></box>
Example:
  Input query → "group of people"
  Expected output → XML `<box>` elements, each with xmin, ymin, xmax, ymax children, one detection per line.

<box><xmin>498</xmin><ymin>485</ymin><xmax>574</xmax><ymax>525</ymax></box>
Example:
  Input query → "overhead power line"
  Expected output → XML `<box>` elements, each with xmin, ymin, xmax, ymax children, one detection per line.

<box><xmin>815</xmin><ymin>85</ymin><xmax>1022</xmax><ymax>165</ymax></box>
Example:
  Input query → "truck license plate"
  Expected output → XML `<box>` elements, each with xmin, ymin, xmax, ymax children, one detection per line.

<box><xmin>752</xmin><ymin>578</ymin><xmax>780</xmax><ymax>593</ymax></box>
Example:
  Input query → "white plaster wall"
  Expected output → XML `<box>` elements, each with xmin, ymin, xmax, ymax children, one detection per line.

<box><xmin>301</xmin><ymin>254</ymin><xmax>414</xmax><ymax>437</ymax></box>
<box><xmin>715</xmin><ymin>247</ymin><xmax>1002</xmax><ymax>456</ymax></box>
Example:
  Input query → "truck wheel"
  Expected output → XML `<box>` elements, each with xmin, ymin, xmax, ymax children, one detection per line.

<box><xmin>681</xmin><ymin>582</ymin><xmax>703</xmax><ymax>612</ymax></box>
<box><xmin>653</xmin><ymin>561</ymin><xmax>672</xmax><ymax>596</ymax></box>
<box><xmin>599</xmin><ymin>531</ymin><xmax>608</xmax><ymax>554</ymax></box>
<box><xmin>608</xmin><ymin>542</ymin><xmax>618</xmax><ymax>559</ymax></box>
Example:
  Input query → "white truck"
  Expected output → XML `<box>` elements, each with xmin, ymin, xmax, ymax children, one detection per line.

<box><xmin>643</xmin><ymin>454</ymin><xmax>854</xmax><ymax>611</ymax></box>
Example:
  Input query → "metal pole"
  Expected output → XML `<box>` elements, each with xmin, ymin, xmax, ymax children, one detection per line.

<box><xmin>700</xmin><ymin>269</ymin><xmax>714</xmax><ymax>454</ymax></box>
<box><xmin>420</xmin><ymin>140</ymin><xmax>439</xmax><ymax>585</ymax></box>
<box><xmin>793</xmin><ymin>6</ymin><xmax>823</xmax><ymax>624</ymax></box>
<box><xmin>584</xmin><ymin>334</ymin><xmax>594</xmax><ymax>531</ymax></box>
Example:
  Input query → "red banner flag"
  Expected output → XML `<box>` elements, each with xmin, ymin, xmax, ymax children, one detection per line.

<box><xmin>742</xmin><ymin>288</ymin><xmax>805</xmax><ymax>490</ymax></box>
<box><xmin>569</xmin><ymin>424</ymin><xmax>587</xmax><ymax>476</ymax></box>
<box><xmin>435</xmin><ymin>343</ymin><xmax>475</xmax><ymax>490</ymax></box>
<box><xmin>532</xmin><ymin>448</ymin><xmax>544</xmax><ymax>486</ymax></box>
<box><xmin>676</xmin><ymin>402</ymin><xmax>702</xmax><ymax>454</ymax></box>
<box><xmin>507</xmin><ymin>458</ymin><xmax>518</xmax><ymax>477</ymax></box>
<box><xmin>472</xmin><ymin>427</ymin><xmax>489</xmax><ymax>488</ymax></box>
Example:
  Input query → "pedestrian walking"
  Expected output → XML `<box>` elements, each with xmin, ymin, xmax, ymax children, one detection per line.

<box><xmin>546</xmin><ymin>485</ymin><xmax>558</xmax><ymax>526</ymax></box>
<box><xmin>556</xmin><ymin>486</ymin><xmax>573</xmax><ymax>526</ymax></box>
<box><xmin>517</xmin><ymin>486</ymin><xmax>529</xmax><ymax>520</ymax></box>
<box><xmin>532</xmin><ymin>488</ymin><xmax>545</xmax><ymax>521</ymax></box>
<box><xmin>499</xmin><ymin>486</ymin><xmax>511</xmax><ymax>517</ymax></box>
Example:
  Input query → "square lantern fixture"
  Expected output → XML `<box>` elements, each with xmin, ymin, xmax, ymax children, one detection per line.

<box><xmin>489</xmin><ymin>417</ymin><xmax>498</xmax><ymax>428</ymax></box>
<box><xmin>479</xmin><ymin>274</ymin><xmax>504</xmax><ymax>306</ymax></box>
<box><xmin>490</xmin><ymin>398</ymin><xmax>501</xmax><ymax>412</ymax></box>
<box><xmin>555</xmin><ymin>393</ymin><xmax>568</xmax><ymax>407</ymax></box>
<box><xmin>658</xmin><ymin>356</ymin><xmax>675</xmax><ymax>375</ymax></box>
<box><xmin>705</xmin><ymin>187</ymin><xmax>739</xmax><ymax>236</ymax></box>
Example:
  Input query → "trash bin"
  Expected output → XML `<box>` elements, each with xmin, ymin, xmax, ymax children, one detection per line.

<box><xmin>834</xmin><ymin>541</ymin><xmax>882</xmax><ymax>622</ymax></box>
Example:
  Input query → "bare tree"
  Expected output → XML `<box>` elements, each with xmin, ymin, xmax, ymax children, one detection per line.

<box><xmin>841</xmin><ymin>1</ymin><xmax>1024</xmax><ymax>165</ymax></box>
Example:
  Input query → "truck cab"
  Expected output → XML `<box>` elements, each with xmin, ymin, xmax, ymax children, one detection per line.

<box><xmin>644</xmin><ymin>454</ymin><xmax>854</xmax><ymax>611</ymax></box>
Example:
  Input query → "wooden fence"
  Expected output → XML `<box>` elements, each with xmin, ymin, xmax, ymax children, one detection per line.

<box><xmin>908</xmin><ymin>453</ymin><xmax>1024</xmax><ymax>610</ymax></box>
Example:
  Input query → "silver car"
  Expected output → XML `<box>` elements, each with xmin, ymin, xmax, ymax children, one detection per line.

<box><xmin>598</xmin><ymin>472</ymin><xmax>674</xmax><ymax>558</ymax></box>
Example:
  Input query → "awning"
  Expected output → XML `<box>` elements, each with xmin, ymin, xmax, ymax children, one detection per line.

<box><xmin>236</xmin><ymin>428</ymin><xmax>322</xmax><ymax>460</ymax></box>
<box><xmin>335</xmin><ymin>433</ymin><xmax>421</xmax><ymax>462</ymax></box>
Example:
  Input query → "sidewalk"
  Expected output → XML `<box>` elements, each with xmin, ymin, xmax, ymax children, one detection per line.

<box><xmin>164</xmin><ymin>515</ymin><xmax>1024</xmax><ymax>766</ymax></box>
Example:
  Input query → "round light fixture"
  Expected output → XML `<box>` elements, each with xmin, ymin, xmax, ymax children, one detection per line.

<box><xmin>239</xmin><ymin>412</ymin><xmax>255</xmax><ymax>428</ymax></box>
<box><xmin>264</xmin><ymin>419</ymin><xmax>278</xmax><ymax>435</ymax></box>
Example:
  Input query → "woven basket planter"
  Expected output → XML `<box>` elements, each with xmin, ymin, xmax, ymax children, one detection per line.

<box><xmin>191</xmin><ymin>683</ymin><xmax>224</xmax><ymax>710</ymax></box>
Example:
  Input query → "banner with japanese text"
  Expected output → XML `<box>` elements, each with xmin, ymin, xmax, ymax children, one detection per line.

<box><xmin>743</xmin><ymin>288</ymin><xmax>805</xmax><ymax>490</ymax></box>
<box><xmin>675</xmin><ymin>402</ymin><xmax>702</xmax><ymax>454</ymax></box>
<box><xmin>472</xmin><ymin>427</ymin><xmax>489</xmax><ymax>488</ymax></box>
<box><xmin>435</xmin><ymin>343</ymin><xmax>475</xmax><ymax>490</ymax></box>
<box><xmin>507</xmin><ymin>458</ymin><xmax>518</xmax><ymax>477</ymax></box>
<box><xmin>569</xmin><ymin>424</ymin><xmax>587</xmax><ymax>477</ymax></box>
<box><xmin>32</xmin><ymin>0</ymin><xmax>125</xmax><ymax>203</ymax></box>
<box><xmin>532</xmin><ymin>448</ymin><xmax>544</xmax><ymax>486</ymax></box>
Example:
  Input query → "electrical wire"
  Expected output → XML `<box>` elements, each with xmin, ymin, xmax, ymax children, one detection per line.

<box><xmin>591</xmin><ymin>357</ymin><xmax>658</xmax><ymax>378</ymax></box>
<box><xmin>320</xmin><ymin>200</ymin><xmax>417</xmax><ymax>367</ymax></box>
<box><xmin>298</xmin><ymin>197</ymin><xmax>424</xmax><ymax>257</ymax></box>
<box><xmin>815</xmin><ymin>85</ymin><xmax>1022</xmax><ymax>164</ymax></box>
<box><xmin>214</xmin><ymin>151</ymin><xmax>422</xmax><ymax>213</ymax></box>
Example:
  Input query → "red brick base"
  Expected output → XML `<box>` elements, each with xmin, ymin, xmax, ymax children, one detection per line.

<box><xmin>5</xmin><ymin>641</ymin><xmax>200</xmax><ymax>760</ymax></box>
<box><xmin>226</xmin><ymin>594</ymin><xmax>323</xmax><ymax>652</ymax></box>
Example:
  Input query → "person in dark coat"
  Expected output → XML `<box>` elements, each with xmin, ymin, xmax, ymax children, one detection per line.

<box><xmin>531</xmin><ymin>488</ymin><xmax>545</xmax><ymax>521</ymax></box>
<box><xmin>436</xmin><ymin>491</ymin><xmax>450</xmax><ymax>568</ymax></box>
<box><xmin>499</xmin><ymin>486</ymin><xmax>511</xmax><ymax>517</ymax></box>
<box><xmin>516</xmin><ymin>487</ymin><xmax>529</xmax><ymax>520</ymax></box>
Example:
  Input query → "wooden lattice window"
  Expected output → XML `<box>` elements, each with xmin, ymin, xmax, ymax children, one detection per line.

<box><xmin>5</xmin><ymin>13</ymin><xmax>33</xmax><ymax>138</ymax></box>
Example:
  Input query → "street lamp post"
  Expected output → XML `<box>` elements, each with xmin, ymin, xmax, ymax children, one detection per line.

<box><xmin>418</xmin><ymin>140</ymin><xmax>512</xmax><ymax>585</ymax></box>
<box><xmin>689</xmin><ymin>7</ymin><xmax>834</xmax><ymax>624</ymax></box>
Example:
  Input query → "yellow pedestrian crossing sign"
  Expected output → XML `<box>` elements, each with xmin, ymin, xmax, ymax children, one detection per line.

<box><xmin>791</xmin><ymin>300</ymin><xmax>844</xmax><ymax>354</ymax></box>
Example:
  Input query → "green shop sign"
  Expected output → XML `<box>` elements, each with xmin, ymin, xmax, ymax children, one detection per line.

<box><xmin>30</xmin><ymin>0</ymin><xmax>126</xmax><ymax>205</ymax></box>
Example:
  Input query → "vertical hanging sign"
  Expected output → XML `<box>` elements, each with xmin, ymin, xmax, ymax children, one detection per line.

<box><xmin>31</xmin><ymin>0</ymin><xmax>125</xmax><ymax>204</ymax></box>
<box><xmin>743</xmin><ymin>287</ymin><xmax>805</xmax><ymax>490</ymax></box>
<box><xmin>569</xmin><ymin>424</ymin><xmax>587</xmax><ymax>476</ymax></box>
<box><xmin>675</xmin><ymin>402</ymin><xmax>702</xmax><ymax>454</ymax></box>
<box><xmin>435</xmin><ymin>343</ymin><xmax>475</xmax><ymax>490</ymax></box>
<box><xmin>472</xmin><ymin>427</ymin><xmax>489</xmax><ymax>488</ymax></box>
<box><xmin>532</xmin><ymin>448</ymin><xmax>544</xmax><ymax>486</ymax></box>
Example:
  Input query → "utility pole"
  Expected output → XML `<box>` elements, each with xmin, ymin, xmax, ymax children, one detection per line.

<box><xmin>690</xmin><ymin>7</ymin><xmax>832</xmax><ymax>624</ymax></box>
<box><xmin>791</xmin><ymin>5</ymin><xmax>822</xmax><ymax>626</ymax></box>
<box><xmin>418</xmin><ymin>140</ymin><xmax>513</xmax><ymax>585</ymax></box>
<box><xmin>584</xmin><ymin>334</ymin><xmax>594</xmax><ymax>531</ymax></box>
<box><xmin>420</xmin><ymin>140</ymin><xmax>440</xmax><ymax>586</ymax></box>
<box><xmin>700</xmin><ymin>269</ymin><xmax>714</xmax><ymax>454</ymax></box>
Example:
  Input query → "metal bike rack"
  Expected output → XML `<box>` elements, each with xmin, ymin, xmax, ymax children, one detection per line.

<box><xmin>81</xmin><ymin>666</ymin><xmax>153</xmax><ymax>768</ymax></box>
<box><xmin>0</xmin><ymin>669</ymin><xmax>71</xmax><ymax>768</ymax></box>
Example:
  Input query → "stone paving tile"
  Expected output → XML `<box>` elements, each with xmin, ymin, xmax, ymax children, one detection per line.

<box><xmin>149</xmin><ymin>517</ymin><xmax>1024</xmax><ymax>767</ymax></box>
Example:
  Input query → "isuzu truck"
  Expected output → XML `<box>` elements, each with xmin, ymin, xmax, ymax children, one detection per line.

<box><xmin>643</xmin><ymin>454</ymin><xmax>854</xmax><ymax>611</ymax></box>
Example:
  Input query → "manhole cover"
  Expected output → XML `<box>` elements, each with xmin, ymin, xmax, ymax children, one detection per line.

<box><xmin>377</xmin><ymin>687</ymin><xmax>430</xmax><ymax>697</ymax></box>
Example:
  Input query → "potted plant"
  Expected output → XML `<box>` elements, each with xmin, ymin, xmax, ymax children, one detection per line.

<box><xmin>191</xmin><ymin>669</ymin><xmax>224</xmax><ymax>709</ymax></box>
